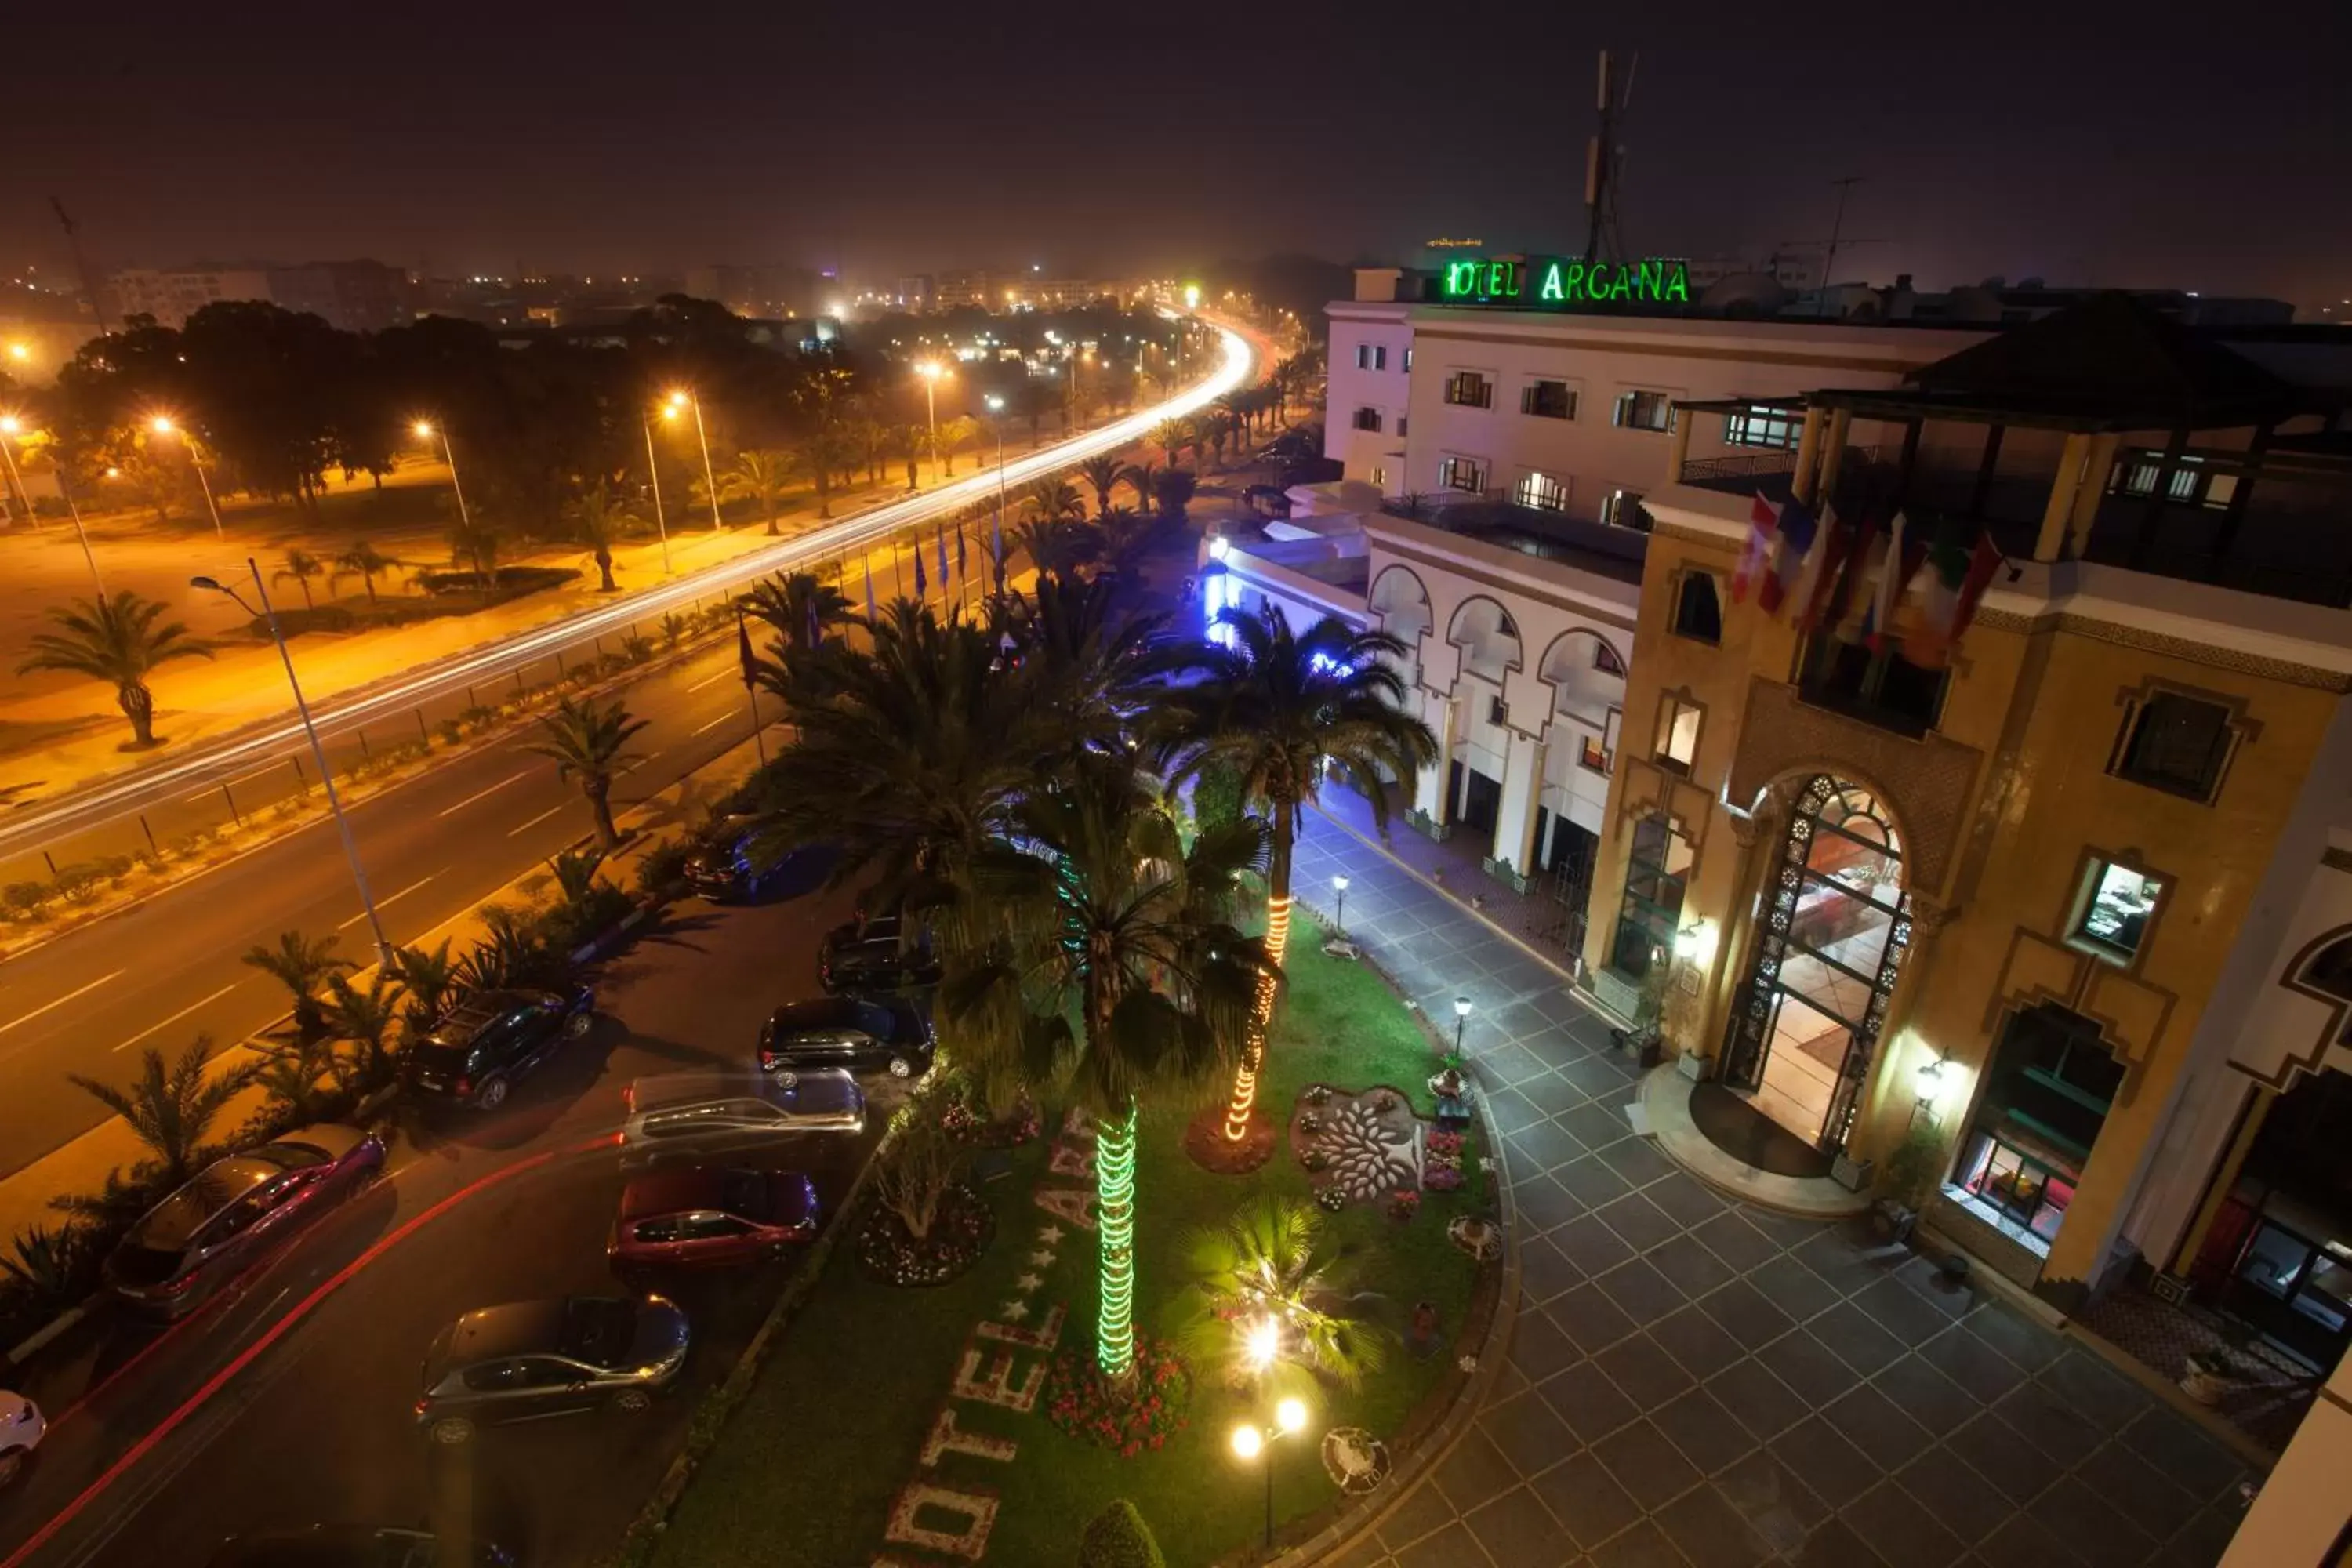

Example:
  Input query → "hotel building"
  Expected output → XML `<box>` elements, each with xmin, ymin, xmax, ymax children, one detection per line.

<box><xmin>1213</xmin><ymin>267</ymin><xmax>2352</xmax><ymax>1442</ymax></box>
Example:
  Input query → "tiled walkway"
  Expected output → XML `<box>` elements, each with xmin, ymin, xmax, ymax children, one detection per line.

<box><xmin>1290</xmin><ymin>808</ymin><xmax>2258</xmax><ymax>1568</ymax></box>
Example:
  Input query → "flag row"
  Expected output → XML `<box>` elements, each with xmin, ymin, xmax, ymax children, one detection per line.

<box><xmin>1731</xmin><ymin>492</ymin><xmax>2002</xmax><ymax>670</ymax></box>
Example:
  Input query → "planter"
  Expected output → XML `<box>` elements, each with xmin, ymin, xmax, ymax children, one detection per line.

<box><xmin>2180</xmin><ymin>1358</ymin><xmax>2238</xmax><ymax>1406</ymax></box>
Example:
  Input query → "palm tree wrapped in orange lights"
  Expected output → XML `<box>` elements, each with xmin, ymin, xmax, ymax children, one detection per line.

<box><xmin>1152</xmin><ymin>604</ymin><xmax>1436</xmax><ymax>1151</ymax></box>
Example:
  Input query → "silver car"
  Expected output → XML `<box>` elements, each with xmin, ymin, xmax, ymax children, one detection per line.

<box><xmin>0</xmin><ymin>1392</ymin><xmax>42</xmax><ymax>1487</ymax></box>
<box><xmin>416</xmin><ymin>1294</ymin><xmax>688</xmax><ymax>1445</ymax></box>
<box><xmin>619</xmin><ymin>1069</ymin><xmax>866</xmax><ymax>1158</ymax></box>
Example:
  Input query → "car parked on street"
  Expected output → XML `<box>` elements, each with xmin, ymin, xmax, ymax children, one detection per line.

<box><xmin>619</xmin><ymin>1070</ymin><xmax>866</xmax><ymax>1158</ymax></box>
<box><xmin>203</xmin><ymin>1525</ymin><xmax>514</xmax><ymax>1566</ymax></box>
<box><xmin>104</xmin><ymin>1124</ymin><xmax>386</xmax><ymax>1319</ymax></box>
<box><xmin>416</xmin><ymin>1294</ymin><xmax>689</xmax><ymax>1445</ymax></box>
<box><xmin>405</xmin><ymin>985</ymin><xmax>594</xmax><ymax>1112</ymax></box>
<box><xmin>817</xmin><ymin>911</ymin><xmax>940</xmax><ymax>994</ymax></box>
<box><xmin>608</xmin><ymin>1167</ymin><xmax>820</xmax><ymax>1272</ymax></box>
<box><xmin>0</xmin><ymin>1391</ymin><xmax>42</xmax><ymax>1487</ymax></box>
<box><xmin>758</xmin><ymin>996</ymin><xmax>933</xmax><ymax>1080</ymax></box>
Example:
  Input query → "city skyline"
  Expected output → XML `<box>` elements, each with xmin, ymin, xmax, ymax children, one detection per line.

<box><xmin>5</xmin><ymin>2</ymin><xmax>2347</xmax><ymax>307</ymax></box>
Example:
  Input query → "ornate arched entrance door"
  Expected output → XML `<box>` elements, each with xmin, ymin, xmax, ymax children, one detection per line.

<box><xmin>1723</xmin><ymin>776</ymin><xmax>1913</xmax><ymax>1153</ymax></box>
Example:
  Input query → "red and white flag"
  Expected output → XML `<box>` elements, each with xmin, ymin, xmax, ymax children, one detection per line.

<box><xmin>1732</xmin><ymin>492</ymin><xmax>1780</xmax><ymax>604</ymax></box>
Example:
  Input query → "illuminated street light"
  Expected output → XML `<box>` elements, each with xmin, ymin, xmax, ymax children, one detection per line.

<box><xmin>641</xmin><ymin>413</ymin><xmax>674</xmax><ymax>575</ymax></box>
<box><xmin>409</xmin><ymin>419</ymin><xmax>474</xmax><ymax>535</ymax></box>
<box><xmin>148</xmin><ymin>416</ymin><xmax>224</xmax><ymax>539</ymax></box>
<box><xmin>1229</xmin><ymin>1395</ymin><xmax>1314</xmax><ymax>1548</ymax></box>
<box><xmin>668</xmin><ymin>388</ymin><xmax>724</xmax><ymax>532</ymax></box>
<box><xmin>1</xmin><ymin>414</ymin><xmax>103</xmax><ymax>595</ymax></box>
<box><xmin>914</xmin><ymin>361</ymin><xmax>947</xmax><ymax>480</ymax></box>
<box><xmin>985</xmin><ymin>393</ymin><xmax>1007</xmax><ymax>579</ymax></box>
<box><xmin>5</xmin><ymin>343</ymin><xmax>28</xmax><ymax>364</ymax></box>
<box><xmin>191</xmin><ymin>564</ymin><xmax>394</xmax><ymax>967</ymax></box>
<box><xmin>1454</xmin><ymin>996</ymin><xmax>1472</xmax><ymax>1055</ymax></box>
<box><xmin>1243</xmin><ymin>1317</ymin><xmax>1281</xmax><ymax>1369</ymax></box>
<box><xmin>1332</xmin><ymin>873</ymin><xmax>1349</xmax><ymax>937</ymax></box>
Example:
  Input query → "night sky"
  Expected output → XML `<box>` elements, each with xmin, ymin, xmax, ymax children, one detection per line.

<box><xmin>7</xmin><ymin>1</ymin><xmax>2347</xmax><ymax>307</ymax></box>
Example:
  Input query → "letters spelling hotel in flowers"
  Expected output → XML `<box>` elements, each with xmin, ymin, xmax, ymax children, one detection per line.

<box><xmin>1217</xmin><ymin>258</ymin><xmax>2352</xmax><ymax>1386</ymax></box>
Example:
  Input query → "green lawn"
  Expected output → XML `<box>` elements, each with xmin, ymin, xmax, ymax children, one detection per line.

<box><xmin>650</xmin><ymin>933</ymin><xmax>1487</xmax><ymax>1568</ymax></box>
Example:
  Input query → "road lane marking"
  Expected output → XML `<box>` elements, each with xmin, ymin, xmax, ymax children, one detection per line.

<box><xmin>337</xmin><ymin>873</ymin><xmax>437</xmax><ymax>930</ymax></box>
<box><xmin>506</xmin><ymin>802</ymin><xmax>568</xmax><ymax>837</ymax></box>
<box><xmin>434</xmin><ymin>768</ymin><xmax>529</xmax><ymax>818</ymax></box>
<box><xmin>684</xmin><ymin>666</ymin><xmax>732</xmax><ymax>692</ymax></box>
<box><xmin>112</xmin><ymin>983</ymin><xmax>239</xmax><ymax>1053</ymax></box>
<box><xmin>691</xmin><ymin>713</ymin><xmax>735</xmax><ymax>737</ymax></box>
<box><xmin>0</xmin><ymin>970</ymin><xmax>126</xmax><ymax>1037</ymax></box>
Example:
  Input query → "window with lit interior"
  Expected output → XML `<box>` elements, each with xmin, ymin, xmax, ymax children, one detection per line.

<box><xmin>1513</xmin><ymin>472</ymin><xmax>1570</xmax><ymax>513</ymax></box>
<box><xmin>1437</xmin><ymin>456</ymin><xmax>1484</xmax><ymax>493</ymax></box>
<box><xmin>1653</xmin><ymin>695</ymin><xmax>1700</xmax><ymax>774</ymax></box>
<box><xmin>1954</xmin><ymin>1004</ymin><xmax>2122</xmax><ymax>1253</ymax></box>
<box><xmin>1723</xmin><ymin>405</ymin><xmax>1802</xmax><ymax>450</ymax></box>
<box><xmin>1610</xmin><ymin>815</ymin><xmax>1693</xmax><ymax>978</ymax></box>
<box><xmin>1443</xmin><ymin>371</ymin><xmax>1494</xmax><ymax>409</ymax></box>
<box><xmin>2071</xmin><ymin>858</ymin><xmax>2163</xmax><ymax>966</ymax></box>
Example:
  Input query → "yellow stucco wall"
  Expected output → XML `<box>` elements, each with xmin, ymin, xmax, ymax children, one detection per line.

<box><xmin>1589</xmin><ymin>511</ymin><xmax>2344</xmax><ymax>1291</ymax></box>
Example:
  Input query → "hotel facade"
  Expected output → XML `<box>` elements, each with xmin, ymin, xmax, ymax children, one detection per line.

<box><xmin>1214</xmin><ymin>268</ymin><xmax>2352</xmax><ymax>1460</ymax></box>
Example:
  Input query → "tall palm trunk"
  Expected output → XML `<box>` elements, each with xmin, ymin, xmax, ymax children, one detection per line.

<box><xmin>1096</xmin><ymin>1098</ymin><xmax>1139</xmax><ymax>1382</ymax></box>
<box><xmin>1222</xmin><ymin>811</ymin><xmax>1295</xmax><ymax>1142</ymax></box>
<box><xmin>586</xmin><ymin>779</ymin><xmax>619</xmax><ymax>848</ymax></box>
<box><xmin>119</xmin><ymin>681</ymin><xmax>157</xmax><ymax>746</ymax></box>
<box><xmin>594</xmin><ymin>546</ymin><xmax>615</xmax><ymax>592</ymax></box>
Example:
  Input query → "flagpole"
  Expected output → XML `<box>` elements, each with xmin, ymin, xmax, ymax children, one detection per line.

<box><xmin>733</xmin><ymin>606</ymin><xmax>768</xmax><ymax>764</ymax></box>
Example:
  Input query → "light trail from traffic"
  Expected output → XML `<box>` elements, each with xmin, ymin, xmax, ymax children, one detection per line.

<box><xmin>1</xmin><ymin>322</ymin><xmax>1254</xmax><ymax>857</ymax></box>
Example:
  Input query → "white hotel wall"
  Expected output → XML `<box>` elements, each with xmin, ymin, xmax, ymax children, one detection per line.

<box><xmin>1328</xmin><ymin>299</ymin><xmax>1982</xmax><ymax>522</ymax></box>
<box><xmin>1360</xmin><ymin>517</ymin><xmax>1640</xmax><ymax>884</ymax></box>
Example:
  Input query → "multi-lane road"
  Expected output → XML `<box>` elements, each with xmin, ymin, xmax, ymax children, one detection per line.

<box><xmin>0</xmin><ymin>866</ymin><xmax>898</xmax><ymax>1568</ymax></box>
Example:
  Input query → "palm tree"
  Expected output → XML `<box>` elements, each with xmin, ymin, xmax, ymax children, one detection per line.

<box><xmin>742</xmin><ymin>570</ymin><xmax>854</xmax><ymax>654</ymax></box>
<box><xmin>394</xmin><ymin>939</ymin><xmax>460</xmax><ymax>1034</ymax></box>
<box><xmin>242</xmin><ymin>929</ymin><xmax>356</xmax><ymax>1041</ymax></box>
<box><xmin>1149</xmin><ymin>604</ymin><xmax>1437</xmax><ymax>1144</ymax></box>
<box><xmin>1214</xmin><ymin>393</ymin><xmax>1250</xmax><ymax>448</ymax></box>
<box><xmin>1150</xmin><ymin>418</ymin><xmax>1188</xmax><ymax>470</ymax></box>
<box><xmin>931</xmin><ymin>415</ymin><xmax>975</xmax><ymax>479</ymax></box>
<box><xmin>793</xmin><ymin>426</ymin><xmax>855</xmax><ymax>519</ymax></box>
<box><xmin>725</xmin><ymin>448</ymin><xmax>797</xmax><ymax>535</ymax></box>
<box><xmin>1001</xmin><ymin>572</ymin><xmax>1164</xmax><ymax>758</ymax></box>
<box><xmin>274</xmin><ymin>548</ymin><xmax>328</xmax><ymax>610</ymax></box>
<box><xmin>1076</xmin><ymin>454</ymin><xmax>1123</xmax><ymax>518</ymax></box>
<box><xmin>942</xmin><ymin>753</ymin><xmax>1270</xmax><ymax>1381</ymax></box>
<box><xmin>1180</xmin><ymin>1195</ymin><xmax>1390</xmax><ymax>1391</ymax></box>
<box><xmin>1024</xmin><ymin>476</ymin><xmax>1085</xmax><ymax>524</ymax></box>
<box><xmin>445</xmin><ymin>510</ymin><xmax>503</xmax><ymax>585</ymax></box>
<box><xmin>332</xmin><ymin>540</ymin><xmax>402</xmax><ymax>604</ymax></box>
<box><xmin>1012</xmin><ymin>516</ymin><xmax>1103</xmax><ymax>583</ymax></box>
<box><xmin>525</xmin><ymin>694</ymin><xmax>651</xmax><ymax>849</ymax></box>
<box><xmin>1119</xmin><ymin>461</ymin><xmax>1156</xmax><ymax>514</ymax></box>
<box><xmin>564</xmin><ymin>480</ymin><xmax>638</xmax><ymax>593</ymax></box>
<box><xmin>749</xmin><ymin>604</ymin><xmax>1046</xmax><ymax>913</ymax></box>
<box><xmin>852</xmin><ymin>416</ymin><xmax>890</xmax><ymax>488</ymax></box>
<box><xmin>16</xmin><ymin>591</ymin><xmax>216</xmax><ymax>748</ymax></box>
<box><xmin>888</xmin><ymin>424</ymin><xmax>922</xmax><ymax>492</ymax></box>
<box><xmin>1150</xmin><ymin>468</ymin><xmax>1198</xmax><ymax>523</ymax></box>
<box><xmin>322</xmin><ymin>970</ymin><xmax>406</xmax><ymax>1094</ymax></box>
<box><xmin>1272</xmin><ymin>354</ymin><xmax>1310</xmax><ymax>423</ymax></box>
<box><xmin>69</xmin><ymin>1037</ymin><xmax>255</xmax><ymax>1188</ymax></box>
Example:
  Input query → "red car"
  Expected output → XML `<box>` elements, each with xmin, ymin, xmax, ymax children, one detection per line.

<box><xmin>606</xmin><ymin>1167</ymin><xmax>819</xmax><ymax>1271</ymax></box>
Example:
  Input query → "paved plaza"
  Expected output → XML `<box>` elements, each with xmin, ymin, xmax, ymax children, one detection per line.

<box><xmin>1288</xmin><ymin>811</ymin><xmax>2259</xmax><ymax>1568</ymax></box>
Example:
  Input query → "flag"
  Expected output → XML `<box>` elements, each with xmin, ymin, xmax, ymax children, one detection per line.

<box><xmin>1755</xmin><ymin>496</ymin><xmax>1819</xmax><ymax>615</ymax></box>
<box><xmin>862</xmin><ymin>557</ymin><xmax>876</xmax><ymax>621</ymax></box>
<box><xmin>955</xmin><ymin>524</ymin><xmax>967</xmax><ymax>579</ymax></box>
<box><xmin>1824</xmin><ymin>513</ymin><xmax>1881</xmax><ymax>644</ymax></box>
<box><xmin>804</xmin><ymin>596</ymin><xmax>820</xmax><ymax>650</ymax></box>
<box><xmin>935</xmin><ymin>525</ymin><xmax>950</xmax><ymax>584</ymax></box>
<box><xmin>913</xmin><ymin>539</ymin><xmax>927</xmax><ymax>598</ymax></box>
<box><xmin>1732</xmin><ymin>492</ymin><xmax>1780</xmax><ymax>604</ymax></box>
<box><xmin>1862</xmin><ymin>510</ymin><xmax>1918</xmax><ymax>654</ymax></box>
<box><xmin>1903</xmin><ymin>526</ymin><xmax>2004</xmax><ymax>667</ymax></box>
<box><xmin>1791</xmin><ymin>504</ymin><xmax>1852</xmax><ymax>633</ymax></box>
<box><xmin>735</xmin><ymin>608</ymin><xmax>758</xmax><ymax>690</ymax></box>
<box><xmin>990</xmin><ymin>514</ymin><xmax>1005</xmax><ymax>592</ymax></box>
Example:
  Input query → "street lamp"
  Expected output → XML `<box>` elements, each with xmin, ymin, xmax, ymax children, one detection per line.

<box><xmin>1229</xmin><ymin>1396</ymin><xmax>1309</xmax><ymax>1550</ymax></box>
<box><xmin>641</xmin><ymin>412</ymin><xmax>674</xmax><ymax>575</ymax></box>
<box><xmin>151</xmin><ymin>416</ymin><xmax>225</xmax><ymax>539</ymax></box>
<box><xmin>914</xmin><ymin>362</ymin><xmax>946</xmax><ymax>481</ymax></box>
<box><xmin>668</xmin><ymin>389</ymin><xmax>724</xmax><ymax>532</ymax></box>
<box><xmin>191</xmin><ymin>563</ymin><xmax>394</xmax><ymax>967</ymax></box>
<box><xmin>3</xmin><ymin>415</ymin><xmax>104</xmax><ymax>595</ymax></box>
<box><xmin>1454</xmin><ymin>996</ymin><xmax>1472</xmax><ymax>1055</ymax></box>
<box><xmin>410</xmin><ymin>421</ymin><xmax>475</xmax><ymax>535</ymax></box>
<box><xmin>985</xmin><ymin>393</ymin><xmax>1007</xmax><ymax>583</ymax></box>
<box><xmin>1331</xmin><ymin>874</ymin><xmax>1349</xmax><ymax>938</ymax></box>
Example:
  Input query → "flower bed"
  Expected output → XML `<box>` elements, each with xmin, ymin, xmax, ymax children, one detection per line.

<box><xmin>1043</xmin><ymin>1332</ymin><xmax>1192</xmax><ymax>1457</ymax></box>
<box><xmin>855</xmin><ymin>1182</ymin><xmax>996</xmax><ymax>1287</ymax></box>
<box><xmin>939</xmin><ymin>1091</ymin><xmax>1042</xmax><ymax>1148</ymax></box>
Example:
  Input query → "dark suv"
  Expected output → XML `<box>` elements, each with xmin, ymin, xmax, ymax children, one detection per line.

<box><xmin>406</xmin><ymin>986</ymin><xmax>594</xmax><ymax>1112</ymax></box>
<box><xmin>758</xmin><ymin>996</ymin><xmax>933</xmax><ymax>1080</ymax></box>
<box><xmin>817</xmin><ymin>913</ymin><xmax>940</xmax><ymax>995</ymax></box>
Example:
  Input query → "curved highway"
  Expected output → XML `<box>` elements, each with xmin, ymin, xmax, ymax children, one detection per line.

<box><xmin>0</xmin><ymin>323</ymin><xmax>1253</xmax><ymax>859</ymax></box>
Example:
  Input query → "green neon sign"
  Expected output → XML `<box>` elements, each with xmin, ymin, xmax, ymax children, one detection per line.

<box><xmin>1439</xmin><ymin>255</ymin><xmax>1690</xmax><ymax>309</ymax></box>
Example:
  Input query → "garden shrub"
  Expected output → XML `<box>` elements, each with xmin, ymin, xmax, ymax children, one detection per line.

<box><xmin>1076</xmin><ymin>1500</ymin><xmax>1166</xmax><ymax>1568</ymax></box>
<box><xmin>4</xmin><ymin>882</ymin><xmax>47</xmax><ymax>918</ymax></box>
<box><xmin>1192</xmin><ymin>759</ymin><xmax>1246</xmax><ymax>834</ymax></box>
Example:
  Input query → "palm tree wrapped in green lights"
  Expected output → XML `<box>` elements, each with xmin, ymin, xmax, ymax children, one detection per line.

<box><xmin>1150</xmin><ymin>603</ymin><xmax>1436</xmax><ymax>1145</ymax></box>
<box><xmin>942</xmin><ymin>754</ymin><xmax>1272</xmax><ymax>1380</ymax></box>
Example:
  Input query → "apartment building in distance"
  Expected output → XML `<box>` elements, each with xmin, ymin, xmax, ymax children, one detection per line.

<box><xmin>107</xmin><ymin>259</ymin><xmax>411</xmax><ymax>332</ymax></box>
